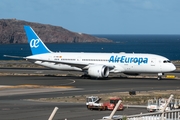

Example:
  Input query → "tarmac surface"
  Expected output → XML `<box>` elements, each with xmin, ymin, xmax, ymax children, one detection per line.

<box><xmin>0</xmin><ymin>69</ymin><xmax>179</xmax><ymax>120</ymax></box>
<box><xmin>0</xmin><ymin>100</ymin><xmax>147</xmax><ymax>120</ymax></box>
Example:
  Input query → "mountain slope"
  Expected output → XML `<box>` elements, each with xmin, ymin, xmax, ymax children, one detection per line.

<box><xmin>0</xmin><ymin>19</ymin><xmax>112</xmax><ymax>44</ymax></box>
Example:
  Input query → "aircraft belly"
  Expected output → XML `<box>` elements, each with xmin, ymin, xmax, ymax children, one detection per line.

<box><xmin>123</xmin><ymin>64</ymin><xmax>144</xmax><ymax>72</ymax></box>
<box><xmin>122</xmin><ymin>64</ymin><xmax>162</xmax><ymax>73</ymax></box>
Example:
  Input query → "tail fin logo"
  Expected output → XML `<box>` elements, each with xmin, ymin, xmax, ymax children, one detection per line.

<box><xmin>30</xmin><ymin>39</ymin><xmax>40</xmax><ymax>48</ymax></box>
<box><xmin>24</xmin><ymin>25</ymin><xmax>52</xmax><ymax>55</ymax></box>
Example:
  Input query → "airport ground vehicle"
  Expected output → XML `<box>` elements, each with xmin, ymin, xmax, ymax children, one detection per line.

<box><xmin>86</xmin><ymin>96</ymin><xmax>123</xmax><ymax>111</ymax></box>
<box><xmin>147</xmin><ymin>97</ymin><xmax>180</xmax><ymax>112</ymax></box>
<box><xmin>102</xmin><ymin>115</ymin><xmax>123</xmax><ymax>120</ymax></box>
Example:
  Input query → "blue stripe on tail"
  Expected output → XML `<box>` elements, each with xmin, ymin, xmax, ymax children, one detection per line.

<box><xmin>24</xmin><ymin>26</ymin><xmax>51</xmax><ymax>55</ymax></box>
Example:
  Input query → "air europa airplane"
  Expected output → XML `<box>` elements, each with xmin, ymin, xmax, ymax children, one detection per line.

<box><xmin>5</xmin><ymin>26</ymin><xmax>176</xmax><ymax>80</ymax></box>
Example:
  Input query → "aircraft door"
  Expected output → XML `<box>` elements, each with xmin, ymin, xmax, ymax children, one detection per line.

<box><xmin>158</xmin><ymin>59</ymin><xmax>162</xmax><ymax>72</ymax></box>
<box><xmin>150</xmin><ymin>58</ymin><xmax>156</xmax><ymax>66</ymax></box>
<box><xmin>77</xmin><ymin>56</ymin><xmax>82</xmax><ymax>62</ymax></box>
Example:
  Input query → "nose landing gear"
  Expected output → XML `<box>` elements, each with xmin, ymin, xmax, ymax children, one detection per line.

<box><xmin>157</xmin><ymin>73</ymin><xmax>164</xmax><ymax>80</ymax></box>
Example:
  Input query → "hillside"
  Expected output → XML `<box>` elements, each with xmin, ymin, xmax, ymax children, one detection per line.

<box><xmin>0</xmin><ymin>19</ymin><xmax>112</xmax><ymax>44</ymax></box>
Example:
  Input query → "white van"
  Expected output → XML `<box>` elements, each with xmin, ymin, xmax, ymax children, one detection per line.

<box><xmin>102</xmin><ymin>115</ymin><xmax>123</xmax><ymax>120</ymax></box>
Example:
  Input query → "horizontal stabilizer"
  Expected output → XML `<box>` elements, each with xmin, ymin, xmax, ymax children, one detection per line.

<box><xmin>3</xmin><ymin>55</ymin><xmax>25</xmax><ymax>59</ymax></box>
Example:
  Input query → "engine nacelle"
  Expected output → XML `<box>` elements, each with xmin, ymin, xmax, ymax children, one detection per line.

<box><xmin>88</xmin><ymin>65</ymin><xmax>109</xmax><ymax>78</ymax></box>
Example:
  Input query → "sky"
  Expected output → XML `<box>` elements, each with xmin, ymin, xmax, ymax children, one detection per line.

<box><xmin>1</xmin><ymin>0</ymin><xmax>180</xmax><ymax>34</ymax></box>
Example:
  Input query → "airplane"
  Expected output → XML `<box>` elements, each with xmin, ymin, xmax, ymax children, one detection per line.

<box><xmin>4</xmin><ymin>26</ymin><xmax>176</xmax><ymax>80</ymax></box>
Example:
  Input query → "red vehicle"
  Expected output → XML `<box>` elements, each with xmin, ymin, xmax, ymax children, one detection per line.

<box><xmin>103</xmin><ymin>97</ymin><xmax>123</xmax><ymax>110</ymax></box>
<box><xmin>86</xmin><ymin>96</ymin><xmax>123</xmax><ymax>111</ymax></box>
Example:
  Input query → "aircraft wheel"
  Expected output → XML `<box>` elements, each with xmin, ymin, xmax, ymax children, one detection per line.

<box><xmin>157</xmin><ymin>76</ymin><xmax>162</xmax><ymax>80</ymax></box>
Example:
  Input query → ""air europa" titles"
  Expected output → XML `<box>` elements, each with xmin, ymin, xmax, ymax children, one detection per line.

<box><xmin>109</xmin><ymin>56</ymin><xmax>148</xmax><ymax>65</ymax></box>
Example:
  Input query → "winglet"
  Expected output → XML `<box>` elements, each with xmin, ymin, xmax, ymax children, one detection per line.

<box><xmin>24</xmin><ymin>26</ymin><xmax>52</xmax><ymax>55</ymax></box>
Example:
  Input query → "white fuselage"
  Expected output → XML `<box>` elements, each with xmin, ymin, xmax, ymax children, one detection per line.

<box><xmin>26</xmin><ymin>52</ymin><xmax>176</xmax><ymax>73</ymax></box>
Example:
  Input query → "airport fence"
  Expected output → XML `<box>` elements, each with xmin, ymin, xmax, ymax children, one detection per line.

<box><xmin>127</xmin><ymin>109</ymin><xmax>180</xmax><ymax>120</ymax></box>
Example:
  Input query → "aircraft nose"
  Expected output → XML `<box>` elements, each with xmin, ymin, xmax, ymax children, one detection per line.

<box><xmin>171</xmin><ymin>64</ymin><xmax>176</xmax><ymax>71</ymax></box>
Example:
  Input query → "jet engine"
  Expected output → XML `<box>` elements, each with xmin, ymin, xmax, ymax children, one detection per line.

<box><xmin>88</xmin><ymin>65</ymin><xmax>109</xmax><ymax>78</ymax></box>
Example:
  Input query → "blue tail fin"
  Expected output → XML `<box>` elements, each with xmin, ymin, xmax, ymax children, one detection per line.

<box><xmin>24</xmin><ymin>26</ymin><xmax>52</xmax><ymax>55</ymax></box>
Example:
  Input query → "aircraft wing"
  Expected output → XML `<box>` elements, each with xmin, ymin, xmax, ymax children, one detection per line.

<box><xmin>24</xmin><ymin>57</ymin><xmax>115</xmax><ymax>70</ymax></box>
<box><xmin>4</xmin><ymin>55</ymin><xmax>83</xmax><ymax>68</ymax></box>
<box><xmin>4</xmin><ymin>54</ymin><xmax>85</xmax><ymax>68</ymax></box>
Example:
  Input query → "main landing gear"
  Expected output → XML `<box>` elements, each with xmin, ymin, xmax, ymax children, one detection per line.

<box><xmin>81</xmin><ymin>74</ymin><xmax>91</xmax><ymax>79</ymax></box>
<box><xmin>157</xmin><ymin>73</ymin><xmax>164</xmax><ymax>80</ymax></box>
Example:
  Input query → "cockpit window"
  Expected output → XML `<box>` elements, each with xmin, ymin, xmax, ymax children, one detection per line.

<box><xmin>163</xmin><ymin>60</ymin><xmax>171</xmax><ymax>63</ymax></box>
